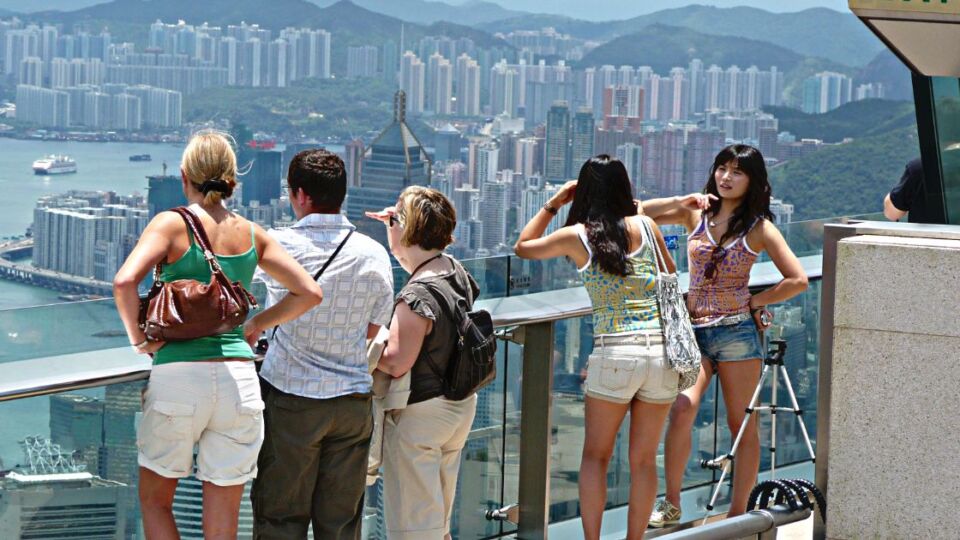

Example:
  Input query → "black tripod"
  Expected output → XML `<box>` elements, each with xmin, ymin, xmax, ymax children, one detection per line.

<box><xmin>698</xmin><ymin>339</ymin><xmax>816</xmax><ymax>523</ymax></box>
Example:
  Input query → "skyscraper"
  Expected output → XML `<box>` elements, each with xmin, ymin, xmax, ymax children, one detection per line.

<box><xmin>347</xmin><ymin>45</ymin><xmax>378</xmax><ymax>78</ymax></box>
<box><xmin>544</xmin><ymin>101</ymin><xmax>571</xmax><ymax>181</ymax></box>
<box><xmin>242</xmin><ymin>150</ymin><xmax>282</xmax><ymax>206</ymax></box>
<box><xmin>345</xmin><ymin>138</ymin><xmax>364</xmax><ymax>188</ymax></box>
<box><xmin>455</xmin><ymin>54</ymin><xmax>481</xmax><ymax>117</ymax></box>
<box><xmin>148</xmin><ymin>173</ymin><xmax>187</xmax><ymax>217</ymax></box>
<box><xmin>570</xmin><ymin>107</ymin><xmax>595</xmax><ymax>174</ymax></box>
<box><xmin>427</xmin><ymin>53</ymin><xmax>453</xmax><ymax>115</ymax></box>
<box><xmin>802</xmin><ymin>71</ymin><xmax>853</xmax><ymax>114</ymax></box>
<box><xmin>399</xmin><ymin>51</ymin><xmax>425</xmax><ymax>115</ymax></box>
<box><xmin>434</xmin><ymin>123</ymin><xmax>463</xmax><ymax>163</ymax></box>
<box><xmin>346</xmin><ymin>90</ymin><xmax>431</xmax><ymax>246</ymax></box>
<box><xmin>616</xmin><ymin>142</ymin><xmax>643</xmax><ymax>195</ymax></box>
<box><xmin>382</xmin><ymin>40</ymin><xmax>398</xmax><ymax>81</ymax></box>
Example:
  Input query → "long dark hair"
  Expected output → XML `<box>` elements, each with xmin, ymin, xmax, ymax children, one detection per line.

<box><xmin>563</xmin><ymin>155</ymin><xmax>638</xmax><ymax>276</ymax></box>
<box><xmin>704</xmin><ymin>145</ymin><xmax>773</xmax><ymax>246</ymax></box>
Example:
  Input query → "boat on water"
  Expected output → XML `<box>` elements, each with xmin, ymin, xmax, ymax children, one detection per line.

<box><xmin>129</xmin><ymin>154</ymin><xmax>152</xmax><ymax>162</ymax></box>
<box><xmin>33</xmin><ymin>155</ymin><xmax>77</xmax><ymax>175</ymax></box>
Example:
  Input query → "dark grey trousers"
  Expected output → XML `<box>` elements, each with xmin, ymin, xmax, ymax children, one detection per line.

<box><xmin>251</xmin><ymin>380</ymin><xmax>373</xmax><ymax>540</ymax></box>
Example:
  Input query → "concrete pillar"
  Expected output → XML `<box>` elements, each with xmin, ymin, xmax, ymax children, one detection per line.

<box><xmin>824</xmin><ymin>231</ymin><xmax>960</xmax><ymax>539</ymax></box>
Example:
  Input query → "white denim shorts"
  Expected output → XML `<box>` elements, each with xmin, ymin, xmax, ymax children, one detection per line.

<box><xmin>584</xmin><ymin>332</ymin><xmax>679</xmax><ymax>405</ymax></box>
<box><xmin>137</xmin><ymin>360</ymin><xmax>264</xmax><ymax>486</ymax></box>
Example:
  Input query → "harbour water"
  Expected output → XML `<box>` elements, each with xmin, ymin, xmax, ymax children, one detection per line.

<box><xmin>0</xmin><ymin>139</ymin><xmax>184</xmax><ymax>309</ymax></box>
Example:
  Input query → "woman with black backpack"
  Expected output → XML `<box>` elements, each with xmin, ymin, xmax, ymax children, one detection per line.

<box><xmin>515</xmin><ymin>155</ymin><xmax>678</xmax><ymax>539</ymax></box>
<box><xmin>366</xmin><ymin>186</ymin><xmax>482</xmax><ymax>540</ymax></box>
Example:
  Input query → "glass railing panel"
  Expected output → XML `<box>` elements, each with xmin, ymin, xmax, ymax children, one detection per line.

<box><xmin>500</xmin><ymin>337</ymin><xmax>523</xmax><ymax>538</ymax></box>
<box><xmin>362</xmin><ymin>333</ymin><xmax>511</xmax><ymax>540</ymax></box>
<box><xmin>0</xmin><ymin>298</ymin><xmax>127</xmax><ymax>364</ymax></box>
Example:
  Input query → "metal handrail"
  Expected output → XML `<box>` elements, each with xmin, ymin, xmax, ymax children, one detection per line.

<box><xmin>657</xmin><ymin>504</ymin><xmax>811</xmax><ymax>540</ymax></box>
<box><xmin>0</xmin><ymin>258</ymin><xmax>824</xmax><ymax>403</ymax></box>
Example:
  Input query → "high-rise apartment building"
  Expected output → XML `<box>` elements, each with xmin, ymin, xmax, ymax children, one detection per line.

<box><xmin>345</xmin><ymin>138</ymin><xmax>365</xmax><ymax>188</ymax></box>
<box><xmin>382</xmin><ymin>40</ymin><xmax>398</xmax><ymax>81</ymax></box>
<box><xmin>15</xmin><ymin>84</ymin><xmax>69</xmax><ymax>127</ymax></box>
<box><xmin>347</xmin><ymin>45</ymin><xmax>378</xmax><ymax>78</ymax></box>
<box><xmin>570</xmin><ymin>107</ymin><xmax>595</xmax><ymax>174</ymax></box>
<box><xmin>616</xmin><ymin>142</ymin><xmax>643</xmax><ymax>194</ymax></box>
<box><xmin>455</xmin><ymin>54</ymin><xmax>481</xmax><ymax>117</ymax></box>
<box><xmin>602</xmin><ymin>85</ymin><xmax>644</xmax><ymax>132</ymax></box>
<box><xmin>399</xmin><ymin>52</ymin><xmax>425</xmax><ymax>115</ymax></box>
<box><xmin>427</xmin><ymin>53</ymin><xmax>453</xmax><ymax>114</ymax></box>
<box><xmin>544</xmin><ymin>101</ymin><xmax>571</xmax><ymax>181</ymax></box>
<box><xmin>802</xmin><ymin>71</ymin><xmax>853</xmax><ymax>114</ymax></box>
<box><xmin>514</xmin><ymin>137</ymin><xmax>540</xmax><ymax>177</ymax></box>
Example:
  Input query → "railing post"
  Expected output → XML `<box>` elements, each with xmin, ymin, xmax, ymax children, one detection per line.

<box><xmin>517</xmin><ymin>321</ymin><xmax>555</xmax><ymax>539</ymax></box>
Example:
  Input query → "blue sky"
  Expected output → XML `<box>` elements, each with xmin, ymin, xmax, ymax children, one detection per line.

<box><xmin>476</xmin><ymin>0</ymin><xmax>851</xmax><ymax>21</ymax></box>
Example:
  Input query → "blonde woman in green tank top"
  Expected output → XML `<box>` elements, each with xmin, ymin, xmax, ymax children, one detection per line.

<box><xmin>515</xmin><ymin>155</ymin><xmax>679</xmax><ymax>539</ymax></box>
<box><xmin>113</xmin><ymin>131</ymin><xmax>323</xmax><ymax>539</ymax></box>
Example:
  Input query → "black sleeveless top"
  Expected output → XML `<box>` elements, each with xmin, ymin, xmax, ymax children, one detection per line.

<box><xmin>396</xmin><ymin>255</ymin><xmax>480</xmax><ymax>404</ymax></box>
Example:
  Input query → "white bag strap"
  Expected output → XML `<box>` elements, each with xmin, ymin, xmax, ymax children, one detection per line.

<box><xmin>640</xmin><ymin>217</ymin><xmax>668</xmax><ymax>276</ymax></box>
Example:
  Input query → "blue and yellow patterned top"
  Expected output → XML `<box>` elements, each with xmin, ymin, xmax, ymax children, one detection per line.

<box><xmin>577</xmin><ymin>222</ymin><xmax>661</xmax><ymax>335</ymax></box>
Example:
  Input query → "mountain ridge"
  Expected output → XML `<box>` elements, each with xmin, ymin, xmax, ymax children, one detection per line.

<box><xmin>476</xmin><ymin>5</ymin><xmax>882</xmax><ymax>68</ymax></box>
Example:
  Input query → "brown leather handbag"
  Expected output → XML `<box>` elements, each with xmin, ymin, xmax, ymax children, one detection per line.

<box><xmin>138</xmin><ymin>207</ymin><xmax>258</xmax><ymax>342</ymax></box>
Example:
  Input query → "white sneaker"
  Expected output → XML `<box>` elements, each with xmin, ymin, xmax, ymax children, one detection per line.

<box><xmin>649</xmin><ymin>498</ymin><xmax>682</xmax><ymax>528</ymax></box>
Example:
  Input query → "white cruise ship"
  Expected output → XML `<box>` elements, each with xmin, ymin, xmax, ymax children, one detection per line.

<box><xmin>32</xmin><ymin>155</ymin><xmax>77</xmax><ymax>175</ymax></box>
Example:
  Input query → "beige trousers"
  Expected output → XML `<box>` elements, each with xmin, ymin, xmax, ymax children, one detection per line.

<box><xmin>382</xmin><ymin>393</ymin><xmax>477</xmax><ymax>540</ymax></box>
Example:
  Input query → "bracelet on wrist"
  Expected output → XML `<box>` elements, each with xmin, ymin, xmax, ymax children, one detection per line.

<box><xmin>131</xmin><ymin>338</ymin><xmax>149</xmax><ymax>349</ymax></box>
<box><xmin>542</xmin><ymin>203</ymin><xmax>558</xmax><ymax>215</ymax></box>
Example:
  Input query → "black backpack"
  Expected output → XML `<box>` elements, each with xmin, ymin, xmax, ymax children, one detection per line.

<box><xmin>425</xmin><ymin>265</ymin><xmax>497</xmax><ymax>400</ymax></box>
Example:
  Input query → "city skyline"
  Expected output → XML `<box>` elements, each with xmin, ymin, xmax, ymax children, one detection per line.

<box><xmin>0</xmin><ymin>0</ymin><xmax>851</xmax><ymax>21</ymax></box>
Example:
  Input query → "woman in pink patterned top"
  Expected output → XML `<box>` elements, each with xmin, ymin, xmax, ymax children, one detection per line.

<box><xmin>641</xmin><ymin>145</ymin><xmax>808</xmax><ymax>525</ymax></box>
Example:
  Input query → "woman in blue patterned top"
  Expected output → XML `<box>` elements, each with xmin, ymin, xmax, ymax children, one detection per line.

<box><xmin>515</xmin><ymin>155</ymin><xmax>678</xmax><ymax>539</ymax></box>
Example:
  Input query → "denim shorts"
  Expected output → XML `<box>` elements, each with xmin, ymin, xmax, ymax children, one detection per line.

<box><xmin>694</xmin><ymin>318</ymin><xmax>764</xmax><ymax>365</ymax></box>
<box><xmin>584</xmin><ymin>332</ymin><xmax>679</xmax><ymax>405</ymax></box>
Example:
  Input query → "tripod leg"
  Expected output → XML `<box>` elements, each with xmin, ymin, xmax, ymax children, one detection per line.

<box><xmin>778</xmin><ymin>365</ymin><xmax>816</xmax><ymax>461</ymax></box>
<box><xmin>771</xmin><ymin>362</ymin><xmax>778</xmax><ymax>479</ymax></box>
<box><xmin>702</xmin><ymin>461</ymin><xmax>733</xmax><ymax>525</ymax></box>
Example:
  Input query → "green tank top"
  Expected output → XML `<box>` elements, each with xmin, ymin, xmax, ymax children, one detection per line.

<box><xmin>151</xmin><ymin>222</ymin><xmax>259</xmax><ymax>365</ymax></box>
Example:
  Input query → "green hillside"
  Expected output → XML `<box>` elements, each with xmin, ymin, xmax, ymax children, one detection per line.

<box><xmin>767</xmin><ymin>100</ymin><xmax>916</xmax><ymax>143</ymax></box>
<box><xmin>770</xmin><ymin>126</ymin><xmax>919</xmax><ymax>220</ymax></box>
<box><xmin>183</xmin><ymin>77</ymin><xmax>396</xmax><ymax>140</ymax></box>
<box><xmin>478</xmin><ymin>6</ymin><xmax>883</xmax><ymax>68</ymax></box>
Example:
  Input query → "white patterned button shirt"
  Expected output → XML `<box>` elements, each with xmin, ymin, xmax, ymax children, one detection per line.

<box><xmin>254</xmin><ymin>213</ymin><xmax>394</xmax><ymax>399</ymax></box>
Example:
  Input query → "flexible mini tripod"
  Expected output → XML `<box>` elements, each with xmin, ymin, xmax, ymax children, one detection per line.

<box><xmin>698</xmin><ymin>338</ymin><xmax>816</xmax><ymax>524</ymax></box>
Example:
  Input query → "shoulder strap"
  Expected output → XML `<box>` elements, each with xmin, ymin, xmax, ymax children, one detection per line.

<box><xmin>312</xmin><ymin>229</ymin><xmax>353</xmax><ymax>281</ymax></box>
<box><xmin>640</xmin><ymin>218</ymin><xmax>667</xmax><ymax>276</ymax></box>
<box><xmin>270</xmin><ymin>229</ymin><xmax>354</xmax><ymax>339</ymax></box>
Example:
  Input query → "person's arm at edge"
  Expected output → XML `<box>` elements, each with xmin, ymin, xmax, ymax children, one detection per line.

<box><xmin>514</xmin><ymin>180</ymin><xmax>587</xmax><ymax>265</ymax></box>
<box><xmin>883</xmin><ymin>193</ymin><xmax>907</xmax><ymax>221</ymax></box>
<box><xmin>748</xmin><ymin>220</ymin><xmax>808</xmax><ymax>328</ymax></box>
<box><xmin>243</xmin><ymin>223</ymin><xmax>324</xmax><ymax>345</ymax></box>
<box><xmin>113</xmin><ymin>212</ymin><xmax>179</xmax><ymax>354</ymax></box>
<box><xmin>640</xmin><ymin>193</ymin><xmax>715</xmax><ymax>231</ymax></box>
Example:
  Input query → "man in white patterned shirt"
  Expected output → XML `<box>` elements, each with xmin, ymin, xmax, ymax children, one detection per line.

<box><xmin>250</xmin><ymin>149</ymin><xmax>393</xmax><ymax>539</ymax></box>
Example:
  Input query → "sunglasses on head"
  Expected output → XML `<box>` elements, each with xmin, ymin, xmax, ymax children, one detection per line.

<box><xmin>389</xmin><ymin>214</ymin><xmax>403</xmax><ymax>228</ymax></box>
<box><xmin>703</xmin><ymin>246</ymin><xmax>728</xmax><ymax>281</ymax></box>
